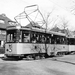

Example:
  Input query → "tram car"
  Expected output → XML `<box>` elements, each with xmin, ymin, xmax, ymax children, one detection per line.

<box><xmin>5</xmin><ymin>25</ymin><xmax>75</xmax><ymax>59</ymax></box>
<box><xmin>67</xmin><ymin>37</ymin><xmax>75</xmax><ymax>54</ymax></box>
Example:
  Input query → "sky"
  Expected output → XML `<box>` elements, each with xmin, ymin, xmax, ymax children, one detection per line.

<box><xmin>0</xmin><ymin>0</ymin><xmax>75</xmax><ymax>31</ymax></box>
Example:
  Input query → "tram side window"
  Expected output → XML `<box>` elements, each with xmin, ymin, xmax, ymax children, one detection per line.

<box><xmin>41</xmin><ymin>34</ymin><xmax>45</xmax><ymax>43</ymax></box>
<box><xmin>30</xmin><ymin>32</ymin><xmax>45</xmax><ymax>43</ymax></box>
<box><xmin>39</xmin><ymin>33</ymin><xmax>45</xmax><ymax>43</ymax></box>
<box><xmin>39</xmin><ymin>34</ymin><xmax>42</xmax><ymax>43</ymax></box>
<box><xmin>56</xmin><ymin>36</ymin><xmax>62</xmax><ymax>44</ymax></box>
<box><xmin>31</xmin><ymin>32</ymin><xmax>37</xmax><ymax>43</ymax></box>
<box><xmin>69</xmin><ymin>38</ymin><xmax>75</xmax><ymax>45</ymax></box>
<box><xmin>22</xmin><ymin>31</ymin><xmax>30</xmax><ymax>43</ymax></box>
<box><xmin>56</xmin><ymin>36</ymin><xmax>60</xmax><ymax>44</ymax></box>
<box><xmin>46</xmin><ymin>34</ymin><xmax>51</xmax><ymax>44</ymax></box>
<box><xmin>55</xmin><ymin>36</ymin><xmax>67</xmax><ymax>44</ymax></box>
<box><xmin>36</xmin><ymin>33</ymin><xmax>40</xmax><ymax>43</ymax></box>
<box><xmin>63</xmin><ymin>37</ymin><xmax>67</xmax><ymax>44</ymax></box>
<box><xmin>60</xmin><ymin>37</ymin><xmax>65</xmax><ymax>44</ymax></box>
<box><xmin>51</xmin><ymin>34</ymin><xmax>56</xmax><ymax>44</ymax></box>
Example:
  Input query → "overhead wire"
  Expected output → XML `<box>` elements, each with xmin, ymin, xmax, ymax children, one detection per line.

<box><xmin>48</xmin><ymin>0</ymin><xmax>74</xmax><ymax>15</ymax></box>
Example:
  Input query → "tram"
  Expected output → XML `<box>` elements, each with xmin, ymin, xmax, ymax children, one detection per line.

<box><xmin>5</xmin><ymin>25</ymin><xmax>75</xmax><ymax>59</ymax></box>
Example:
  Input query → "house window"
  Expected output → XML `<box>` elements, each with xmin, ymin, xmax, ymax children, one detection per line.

<box><xmin>0</xmin><ymin>19</ymin><xmax>5</xmax><ymax>24</ymax></box>
<box><xmin>8</xmin><ymin>21</ymin><xmax>17</xmax><ymax>26</ymax></box>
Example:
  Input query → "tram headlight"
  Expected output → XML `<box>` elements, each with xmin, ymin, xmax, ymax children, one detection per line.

<box><xmin>9</xmin><ymin>49</ymin><xmax>12</xmax><ymax>52</ymax></box>
<box><xmin>6</xmin><ymin>49</ymin><xmax>12</xmax><ymax>52</ymax></box>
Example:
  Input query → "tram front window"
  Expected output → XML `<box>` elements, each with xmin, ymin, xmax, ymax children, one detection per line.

<box><xmin>6</xmin><ymin>30</ymin><xmax>21</xmax><ymax>43</ymax></box>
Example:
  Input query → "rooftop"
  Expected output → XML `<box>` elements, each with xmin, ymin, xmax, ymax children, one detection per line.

<box><xmin>0</xmin><ymin>14</ymin><xmax>14</xmax><ymax>29</ymax></box>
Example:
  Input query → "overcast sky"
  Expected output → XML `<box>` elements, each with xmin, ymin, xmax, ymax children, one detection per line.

<box><xmin>0</xmin><ymin>0</ymin><xmax>75</xmax><ymax>30</ymax></box>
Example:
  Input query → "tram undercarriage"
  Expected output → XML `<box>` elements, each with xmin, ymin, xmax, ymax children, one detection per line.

<box><xmin>5</xmin><ymin>53</ymin><xmax>47</xmax><ymax>60</ymax></box>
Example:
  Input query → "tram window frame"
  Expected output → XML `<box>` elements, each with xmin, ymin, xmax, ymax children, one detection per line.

<box><xmin>51</xmin><ymin>34</ymin><xmax>56</xmax><ymax>44</ymax></box>
<box><xmin>16</xmin><ymin>29</ymin><xmax>21</xmax><ymax>43</ymax></box>
<box><xmin>41</xmin><ymin>33</ymin><xmax>45</xmax><ymax>43</ymax></box>
<box><xmin>30</xmin><ymin>31</ymin><xmax>45</xmax><ymax>43</ymax></box>
<box><xmin>68</xmin><ymin>38</ymin><xmax>75</xmax><ymax>45</ymax></box>
<box><xmin>60</xmin><ymin>36</ymin><xmax>65</xmax><ymax>44</ymax></box>
<box><xmin>45</xmin><ymin>34</ymin><xmax>51</xmax><ymax>44</ymax></box>
<box><xmin>51</xmin><ymin>34</ymin><xmax>67</xmax><ymax>44</ymax></box>
<box><xmin>30</xmin><ymin>31</ymin><xmax>37</xmax><ymax>43</ymax></box>
<box><xmin>22</xmin><ymin>30</ymin><xmax>30</xmax><ymax>43</ymax></box>
<box><xmin>39</xmin><ymin>33</ymin><xmax>45</xmax><ymax>43</ymax></box>
<box><xmin>6</xmin><ymin>30</ymin><xmax>20</xmax><ymax>43</ymax></box>
<box><xmin>63</xmin><ymin>37</ymin><xmax>67</xmax><ymax>44</ymax></box>
<box><xmin>57</xmin><ymin>36</ymin><xmax>60</xmax><ymax>44</ymax></box>
<box><xmin>57</xmin><ymin>35</ymin><xmax>67</xmax><ymax>44</ymax></box>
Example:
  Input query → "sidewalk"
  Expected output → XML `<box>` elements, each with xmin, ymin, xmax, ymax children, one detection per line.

<box><xmin>52</xmin><ymin>55</ymin><xmax>75</xmax><ymax>64</ymax></box>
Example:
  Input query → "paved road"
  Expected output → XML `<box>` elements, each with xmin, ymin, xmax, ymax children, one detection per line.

<box><xmin>0</xmin><ymin>55</ymin><xmax>75</xmax><ymax>75</ymax></box>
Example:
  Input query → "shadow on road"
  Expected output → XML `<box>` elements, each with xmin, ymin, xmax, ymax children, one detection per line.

<box><xmin>1</xmin><ymin>57</ymin><xmax>20</xmax><ymax>61</ymax></box>
<box><xmin>0</xmin><ymin>55</ymin><xmax>61</xmax><ymax>61</ymax></box>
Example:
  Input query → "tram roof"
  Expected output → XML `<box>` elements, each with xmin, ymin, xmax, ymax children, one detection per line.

<box><xmin>6</xmin><ymin>25</ymin><xmax>66</xmax><ymax>36</ymax></box>
<box><xmin>49</xmin><ymin>31</ymin><xmax>66</xmax><ymax>36</ymax></box>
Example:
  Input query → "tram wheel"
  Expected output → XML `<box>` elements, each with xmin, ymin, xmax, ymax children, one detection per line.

<box><xmin>40</xmin><ymin>54</ymin><xmax>45</xmax><ymax>59</ymax></box>
<box><xmin>26</xmin><ymin>55</ymin><xmax>33</xmax><ymax>60</ymax></box>
<box><xmin>18</xmin><ymin>56</ymin><xmax>23</xmax><ymax>60</ymax></box>
<box><xmin>32</xmin><ymin>54</ymin><xmax>40</xmax><ymax>60</ymax></box>
<box><xmin>57</xmin><ymin>52</ymin><xmax>63</xmax><ymax>57</ymax></box>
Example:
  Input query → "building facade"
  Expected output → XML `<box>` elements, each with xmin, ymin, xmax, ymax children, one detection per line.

<box><xmin>0</xmin><ymin>14</ymin><xmax>14</xmax><ymax>47</ymax></box>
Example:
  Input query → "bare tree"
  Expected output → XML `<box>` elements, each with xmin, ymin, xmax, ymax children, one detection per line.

<box><xmin>70</xmin><ymin>0</ymin><xmax>75</xmax><ymax>15</ymax></box>
<box><xmin>57</xmin><ymin>16</ymin><xmax>69</xmax><ymax>33</ymax></box>
<box><xmin>45</xmin><ymin>12</ymin><xmax>52</xmax><ymax>31</ymax></box>
<box><xmin>61</xmin><ymin>17</ymin><xmax>68</xmax><ymax>30</ymax></box>
<box><xmin>44</xmin><ymin>11</ymin><xmax>58</xmax><ymax>31</ymax></box>
<box><xmin>43</xmin><ymin>9</ymin><xmax>59</xmax><ymax>56</ymax></box>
